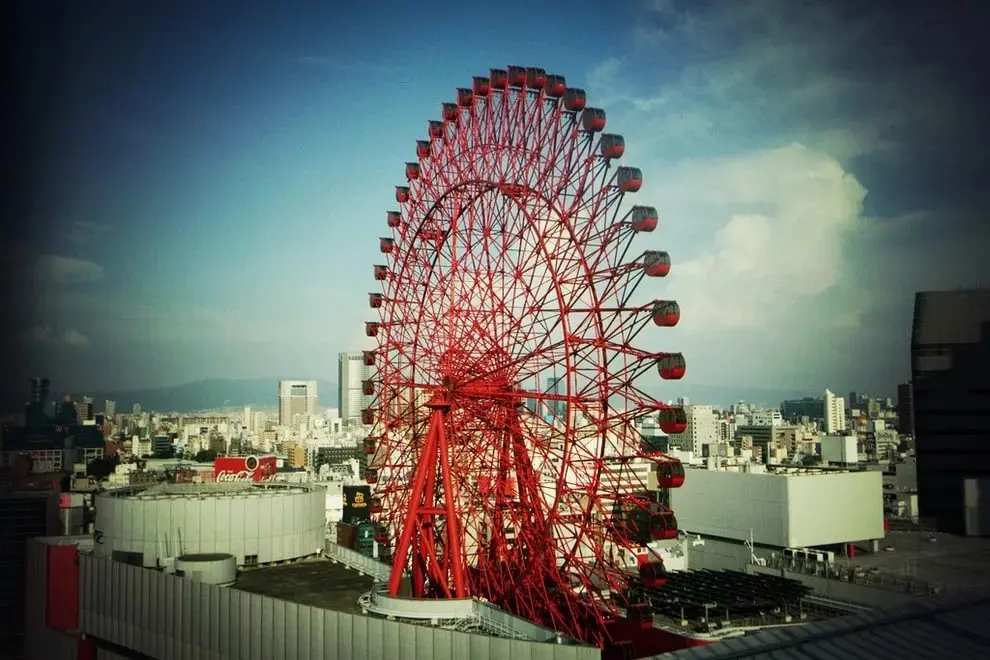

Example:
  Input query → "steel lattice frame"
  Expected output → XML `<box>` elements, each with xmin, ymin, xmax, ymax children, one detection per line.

<box><xmin>363</xmin><ymin>66</ymin><xmax>688</xmax><ymax>648</ymax></box>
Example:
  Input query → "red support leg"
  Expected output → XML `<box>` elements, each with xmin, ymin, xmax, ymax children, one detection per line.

<box><xmin>387</xmin><ymin>398</ymin><xmax>469</xmax><ymax>598</ymax></box>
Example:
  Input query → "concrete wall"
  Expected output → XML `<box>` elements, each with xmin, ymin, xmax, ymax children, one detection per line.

<box><xmin>672</xmin><ymin>468</ymin><xmax>884</xmax><ymax>548</ymax></box>
<box><xmin>78</xmin><ymin>553</ymin><xmax>599</xmax><ymax>660</ymax></box>
<box><xmin>94</xmin><ymin>485</ymin><xmax>326</xmax><ymax>567</ymax></box>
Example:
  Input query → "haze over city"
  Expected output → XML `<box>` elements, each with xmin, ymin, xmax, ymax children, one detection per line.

<box><xmin>5</xmin><ymin>0</ymin><xmax>988</xmax><ymax>403</ymax></box>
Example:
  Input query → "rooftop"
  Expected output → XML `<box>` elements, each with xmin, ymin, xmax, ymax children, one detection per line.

<box><xmin>100</xmin><ymin>481</ymin><xmax>322</xmax><ymax>500</ymax></box>
<box><xmin>662</xmin><ymin>589</ymin><xmax>990</xmax><ymax>659</ymax></box>
<box><xmin>232</xmin><ymin>558</ymin><xmax>375</xmax><ymax>614</ymax></box>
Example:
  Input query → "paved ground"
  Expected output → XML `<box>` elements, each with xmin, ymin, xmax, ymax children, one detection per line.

<box><xmin>844</xmin><ymin>530</ymin><xmax>990</xmax><ymax>591</ymax></box>
<box><xmin>232</xmin><ymin>558</ymin><xmax>376</xmax><ymax>613</ymax></box>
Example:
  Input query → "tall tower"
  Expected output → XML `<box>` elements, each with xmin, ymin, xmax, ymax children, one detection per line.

<box><xmin>824</xmin><ymin>389</ymin><xmax>846</xmax><ymax>435</ymax></box>
<box><xmin>338</xmin><ymin>353</ymin><xmax>372</xmax><ymax>425</ymax></box>
<box><xmin>912</xmin><ymin>290</ymin><xmax>990</xmax><ymax>534</ymax></box>
<box><xmin>278</xmin><ymin>381</ymin><xmax>318</xmax><ymax>427</ymax></box>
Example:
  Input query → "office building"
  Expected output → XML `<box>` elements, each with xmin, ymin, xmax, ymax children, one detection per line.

<box><xmin>278</xmin><ymin>380</ymin><xmax>318</xmax><ymax>427</ymax></box>
<box><xmin>911</xmin><ymin>290</ymin><xmax>990</xmax><ymax>535</ymax></box>
<box><xmin>824</xmin><ymin>389</ymin><xmax>846</xmax><ymax>435</ymax></box>
<box><xmin>338</xmin><ymin>353</ymin><xmax>373</xmax><ymax>425</ymax></box>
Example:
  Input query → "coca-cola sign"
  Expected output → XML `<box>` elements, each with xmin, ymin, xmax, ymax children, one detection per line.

<box><xmin>214</xmin><ymin>455</ymin><xmax>277</xmax><ymax>483</ymax></box>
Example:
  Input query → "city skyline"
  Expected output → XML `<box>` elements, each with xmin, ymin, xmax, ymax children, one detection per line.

<box><xmin>6</xmin><ymin>0</ymin><xmax>987</xmax><ymax>397</ymax></box>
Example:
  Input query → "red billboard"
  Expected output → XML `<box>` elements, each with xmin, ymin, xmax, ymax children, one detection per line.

<box><xmin>214</xmin><ymin>455</ymin><xmax>277</xmax><ymax>483</ymax></box>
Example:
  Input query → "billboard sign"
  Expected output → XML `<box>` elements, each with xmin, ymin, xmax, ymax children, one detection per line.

<box><xmin>342</xmin><ymin>485</ymin><xmax>372</xmax><ymax>524</ymax></box>
<box><xmin>214</xmin><ymin>455</ymin><xmax>277</xmax><ymax>483</ymax></box>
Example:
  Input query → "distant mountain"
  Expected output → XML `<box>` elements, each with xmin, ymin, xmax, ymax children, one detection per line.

<box><xmin>84</xmin><ymin>379</ymin><xmax>339</xmax><ymax>414</ymax></box>
<box><xmin>25</xmin><ymin>378</ymin><xmax>816</xmax><ymax>416</ymax></box>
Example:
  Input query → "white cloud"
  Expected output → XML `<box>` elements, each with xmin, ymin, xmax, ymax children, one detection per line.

<box><xmin>65</xmin><ymin>220</ymin><xmax>111</xmax><ymax>244</ymax></box>
<box><xmin>61</xmin><ymin>328</ymin><xmax>91</xmax><ymax>348</ymax></box>
<box><xmin>22</xmin><ymin>324</ymin><xmax>90</xmax><ymax>349</ymax></box>
<box><xmin>645</xmin><ymin>144</ymin><xmax>866</xmax><ymax>329</ymax></box>
<box><xmin>34</xmin><ymin>255</ymin><xmax>105</xmax><ymax>286</ymax></box>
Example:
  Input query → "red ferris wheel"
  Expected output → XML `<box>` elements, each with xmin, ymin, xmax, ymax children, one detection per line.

<box><xmin>362</xmin><ymin>66</ymin><xmax>688</xmax><ymax>648</ymax></box>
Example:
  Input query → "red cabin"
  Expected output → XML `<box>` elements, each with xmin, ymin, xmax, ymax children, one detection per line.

<box><xmin>564</xmin><ymin>88</ymin><xmax>587</xmax><ymax>111</ymax></box>
<box><xmin>658</xmin><ymin>407</ymin><xmax>686</xmax><ymax>434</ymax></box>
<box><xmin>387</xmin><ymin>211</ymin><xmax>402</xmax><ymax>228</ymax></box>
<box><xmin>581</xmin><ymin>108</ymin><xmax>607</xmax><ymax>132</ymax></box>
<box><xmin>630</xmin><ymin>206</ymin><xmax>658</xmax><ymax>233</ymax></box>
<box><xmin>442</xmin><ymin>102</ymin><xmax>460</xmax><ymax>123</ymax></box>
<box><xmin>643</xmin><ymin>250</ymin><xmax>671</xmax><ymax>277</ymax></box>
<box><xmin>361</xmin><ymin>408</ymin><xmax>375</xmax><ymax>425</ymax></box>
<box><xmin>363</xmin><ymin>437</ymin><xmax>376</xmax><ymax>455</ymax></box>
<box><xmin>473</xmin><ymin>76</ymin><xmax>490</xmax><ymax>97</ymax></box>
<box><xmin>507</xmin><ymin>65</ymin><xmax>527</xmax><ymax>87</ymax></box>
<box><xmin>616</xmin><ymin>166</ymin><xmax>643</xmax><ymax>193</ymax></box>
<box><xmin>362</xmin><ymin>350</ymin><xmax>376</xmax><ymax>366</ymax></box>
<box><xmin>456</xmin><ymin>88</ymin><xmax>474</xmax><ymax>107</ymax></box>
<box><xmin>395</xmin><ymin>186</ymin><xmax>410</xmax><ymax>203</ymax></box>
<box><xmin>365</xmin><ymin>467</ymin><xmax>378</xmax><ymax>484</ymax></box>
<box><xmin>658</xmin><ymin>353</ymin><xmax>686</xmax><ymax>380</ymax></box>
<box><xmin>373</xmin><ymin>264</ymin><xmax>389</xmax><ymax>281</ymax></box>
<box><xmin>639</xmin><ymin>560</ymin><xmax>667</xmax><ymax>589</ymax></box>
<box><xmin>544</xmin><ymin>74</ymin><xmax>567</xmax><ymax>98</ymax></box>
<box><xmin>428</xmin><ymin>120</ymin><xmax>444</xmax><ymax>139</ymax></box>
<box><xmin>365</xmin><ymin>322</ymin><xmax>380</xmax><ymax>338</ymax></box>
<box><xmin>650</xmin><ymin>509</ymin><xmax>679</xmax><ymax>540</ymax></box>
<box><xmin>651</xmin><ymin>300</ymin><xmax>680</xmax><ymax>327</ymax></box>
<box><xmin>405</xmin><ymin>162</ymin><xmax>420</xmax><ymax>181</ymax></box>
<box><xmin>371</xmin><ymin>497</ymin><xmax>382</xmax><ymax>515</ymax></box>
<box><xmin>526</xmin><ymin>67</ymin><xmax>547</xmax><ymax>90</ymax></box>
<box><xmin>368</xmin><ymin>293</ymin><xmax>384</xmax><ymax>309</ymax></box>
<box><xmin>599</xmin><ymin>134</ymin><xmax>625</xmax><ymax>159</ymax></box>
<box><xmin>490</xmin><ymin>68</ymin><xmax>508</xmax><ymax>89</ymax></box>
<box><xmin>656</xmin><ymin>460</ymin><xmax>686</xmax><ymax>489</ymax></box>
<box><xmin>362</xmin><ymin>379</ymin><xmax>375</xmax><ymax>396</ymax></box>
<box><xmin>379</xmin><ymin>237</ymin><xmax>395</xmax><ymax>254</ymax></box>
<box><xmin>416</xmin><ymin>140</ymin><xmax>431</xmax><ymax>159</ymax></box>
<box><xmin>626</xmin><ymin>601</ymin><xmax>654</xmax><ymax>629</ymax></box>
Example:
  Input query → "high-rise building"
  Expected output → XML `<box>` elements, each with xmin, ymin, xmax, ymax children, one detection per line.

<box><xmin>104</xmin><ymin>400</ymin><xmax>116</xmax><ymax>418</ymax></box>
<box><xmin>911</xmin><ymin>290</ymin><xmax>990</xmax><ymax>535</ymax></box>
<box><xmin>74</xmin><ymin>398</ymin><xmax>93</xmax><ymax>425</ymax></box>
<box><xmin>338</xmin><ymin>353</ymin><xmax>373</xmax><ymax>425</ymax></box>
<box><xmin>546</xmin><ymin>377</ymin><xmax>565</xmax><ymax>420</ymax></box>
<box><xmin>896</xmin><ymin>382</ymin><xmax>914</xmax><ymax>435</ymax></box>
<box><xmin>278</xmin><ymin>380</ymin><xmax>318</xmax><ymax>427</ymax></box>
<box><xmin>824</xmin><ymin>389</ymin><xmax>846</xmax><ymax>435</ymax></box>
<box><xmin>671</xmin><ymin>405</ymin><xmax>717</xmax><ymax>454</ymax></box>
<box><xmin>132</xmin><ymin>403</ymin><xmax>142</xmax><ymax>416</ymax></box>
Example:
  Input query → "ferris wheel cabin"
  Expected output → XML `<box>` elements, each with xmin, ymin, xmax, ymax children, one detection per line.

<box><xmin>442</xmin><ymin>103</ymin><xmax>460</xmax><ymax>123</ymax></box>
<box><xmin>526</xmin><ymin>67</ymin><xmax>547</xmax><ymax>89</ymax></box>
<box><xmin>658</xmin><ymin>353</ymin><xmax>686</xmax><ymax>380</ymax></box>
<box><xmin>616</xmin><ymin>166</ymin><xmax>643</xmax><ymax>193</ymax></box>
<box><xmin>599</xmin><ymin>134</ymin><xmax>626</xmax><ymax>160</ymax></box>
<box><xmin>651</xmin><ymin>300</ymin><xmax>680</xmax><ymax>327</ymax></box>
<box><xmin>428</xmin><ymin>120</ymin><xmax>444</xmax><ymax>139</ymax></box>
<box><xmin>630</xmin><ymin>206</ymin><xmax>658</xmax><ymax>233</ymax></box>
<box><xmin>365</xmin><ymin>322</ymin><xmax>379</xmax><ymax>338</ymax></box>
<box><xmin>368</xmin><ymin>293</ymin><xmax>384</xmax><ymax>309</ymax></box>
<box><xmin>472</xmin><ymin>76</ymin><xmax>490</xmax><ymax>96</ymax></box>
<box><xmin>361</xmin><ymin>408</ymin><xmax>375</xmax><ymax>425</ymax></box>
<box><xmin>564</xmin><ymin>88</ymin><xmax>587</xmax><ymax>111</ymax></box>
<box><xmin>658</xmin><ymin>407</ymin><xmax>687</xmax><ymax>434</ymax></box>
<box><xmin>642</xmin><ymin>251</ymin><xmax>671</xmax><ymax>277</ymax></box>
<box><xmin>506</xmin><ymin>65</ymin><xmax>527</xmax><ymax>87</ymax></box>
<box><xmin>363</xmin><ymin>437</ymin><xmax>376</xmax><ymax>455</ymax></box>
<box><xmin>581</xmin><ymin>108</ymin><xmax>607</xmax><ymax>132</ymax></box>
<box><xmin>386</xmin><ymin>211</ymin><xmax>402</xmax><ymax>228</ymax></box>
<box><xmin>405</xmin><ymin>162</ymin><xmax>420</xmax><ymax>181</ymax></box>
<box><xmin>416</xmin><ymin>140</ymin><xmax>431</xmax><ymax>159</ymax></box>
<box><xmin>544</xmin><ymin>74</ymin><xmax>567</xmax><ymax>97</ymax></box>
<box><xmin>489</xmin><ymin>68</ymin><xmax>508</xmax><ymax>89</ymax></box>
<box><xmin>362</xmin><ymin>380</ymin><xmax>375</xmax><ymax>396</ymax></box>
<box><xmin>373</xmin><ymin>265</ymin><xmax>389</xmax><ymax>281</ymax></box>
<box><xmin>362</xmin><ymin>350</ymin><xmax>376</xmax><ymax>366</ymax></box>
<box><xmin>456</xmin><ymin>88</ymin><xmax>473</xmax><ymax>107</ymax></box>
<box><xmin>656</xmin><ymin>460</ymin><xmax>686</xmax><ymax>489</ymax></box>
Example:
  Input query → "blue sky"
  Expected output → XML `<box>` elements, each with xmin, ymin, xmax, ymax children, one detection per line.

<box><xmin>7</xmin><ymin>0</ymin><xmax>988</xmax><ymax>399</ymax></box>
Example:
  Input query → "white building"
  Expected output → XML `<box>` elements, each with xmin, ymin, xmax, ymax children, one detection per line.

<box><xmin>824</xmin><ymin>389</ymin><xmax>847</xmax><ymax>434</ymax></box>
<box><xmin>671</xmin><ymin>465</ymin><xmax>884</xmax><ymax>548</ymax></box>
<box><xmin>671</xmin><ymin>405</ymin><xmax>719</xmax><ymax>454</ymax></box>
<box><xmin>278</xmin><ymin>380</ymin><xmax>318</xmax><ymax>428</ymax></box>
<box><xmin>338</xmin><ymin>352</ymin><xmax>373</xmax><ymax>425</ymax></box>
<box><xmin>821</xmin><ymin>434</ymin><xmax>858</xmax><ymax>464</ymax></box>
<box><xmin>750</xmin><ymin>410</ymin><xmax>783</xmax><ymax>427</ymax></box>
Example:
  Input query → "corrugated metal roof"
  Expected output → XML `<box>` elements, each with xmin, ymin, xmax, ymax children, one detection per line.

<box><xmin>656</xmin><ymin>592</ymin><xmax>990</xmax><ymax>659</ymax></box>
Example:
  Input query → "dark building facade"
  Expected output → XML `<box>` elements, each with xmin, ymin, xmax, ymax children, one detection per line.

<box><xmin>897</xmin><ymin>382</ymin><xmax>915</xmax><ymax>435</ymax></box>
<box><xmin>780</xmin><ymin>397</ymin><xmax>825</xmax><ymax>422</ymax></box>
<box><xmin>911</xmin><ymin>290</ymin><xmax>990</xmax><ymax>535</ymax></box>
